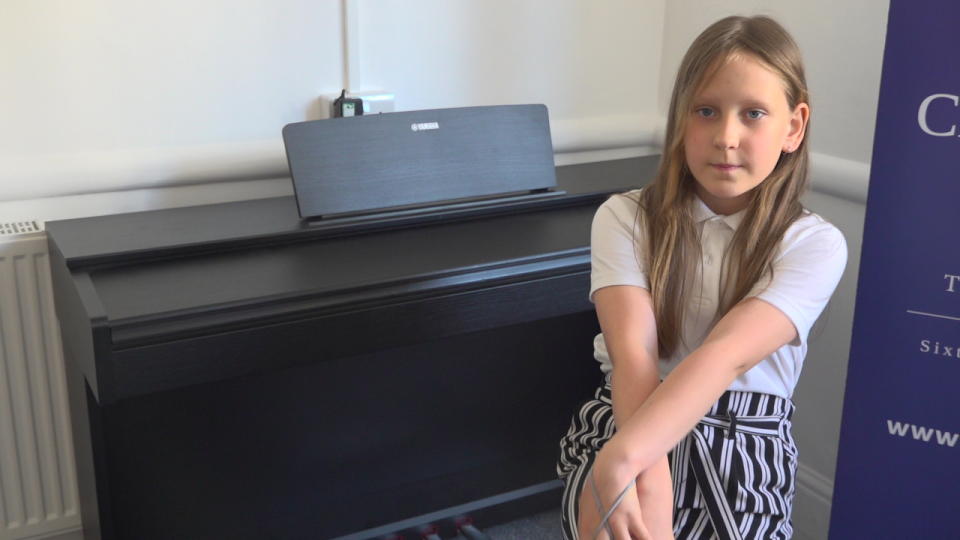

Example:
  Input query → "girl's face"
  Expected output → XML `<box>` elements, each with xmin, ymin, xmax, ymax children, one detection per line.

<box><xmin>683</xmin><ymin>54</ymin><xmax>809</xmax><ymax>215</ymax></box>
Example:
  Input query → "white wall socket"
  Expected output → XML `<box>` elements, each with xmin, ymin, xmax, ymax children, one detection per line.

<box><xmin>319</xmin><ymin>90</ymin><xmax>396</xmax><ymax>117</ymax></box>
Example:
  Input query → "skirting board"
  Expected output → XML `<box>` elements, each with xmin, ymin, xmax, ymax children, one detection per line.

<box><xmin>793</xmin><ymin>461</ymin><xmax>835</xmax><ymax>540</ymax></box>
<box><xmin>20</xmin><ymin>527</ymin><xmax>83</xmax><ymax>540</ymax></box>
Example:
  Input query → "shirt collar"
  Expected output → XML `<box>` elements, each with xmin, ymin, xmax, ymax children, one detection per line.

<box><xmin>691</xmin><ymin>194</ymin><xmax>747</xmax><ymax>230</ymax></box>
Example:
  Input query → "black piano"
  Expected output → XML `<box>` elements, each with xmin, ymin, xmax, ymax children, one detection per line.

<box><xmin>47</xmin><ymin>106</ymin><xmax>656</xmax><ymax>538</ymax></box>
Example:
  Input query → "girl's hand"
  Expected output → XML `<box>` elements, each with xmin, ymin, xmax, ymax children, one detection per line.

<box><xmin>634</xmin><ymin>457</ymin><xmax>676</xmax><ymax>539</ymax></box>
<box><xmin>580</xmin><ymin>444</ymin><xmax>653</xmax><ymax>539</ymax></box>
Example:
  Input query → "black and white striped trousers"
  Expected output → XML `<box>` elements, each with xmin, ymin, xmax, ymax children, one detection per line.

<box><xmin>557</xmin><ymin>380</ymin><xmax>797</xmax><ymax>539</ymax></box>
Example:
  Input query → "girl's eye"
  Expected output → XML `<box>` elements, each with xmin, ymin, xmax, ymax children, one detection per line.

<box><xmin>695</xmin><ymin>107</ymin><xmax>715</xmax><ymax>118</ymax></box>
<box><xmin>746</xmin><ymin>109</ymin><xmax>766</xmax><ymax>120</ymax></box>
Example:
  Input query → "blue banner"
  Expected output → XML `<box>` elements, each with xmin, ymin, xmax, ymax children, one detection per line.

<box><xmin>829</xmin><ymin>1</ymin><xmax>960</xmax><ymax>537</ymax></box>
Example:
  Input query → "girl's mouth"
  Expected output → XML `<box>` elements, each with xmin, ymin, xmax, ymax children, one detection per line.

<box><xmin>711</xmin><ymin>163</ymin><xmax>741</xmax><ymax>172</ymax></box>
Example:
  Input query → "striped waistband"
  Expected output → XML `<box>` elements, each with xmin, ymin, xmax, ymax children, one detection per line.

<box><xmin>596</xmin><ymin>383</ymin><xmax>794</xmax><ymax>437</ymax></box>
<box><xmin>700</xmin><ymin>390</ymin><xmax>794</xmax><ymax>440</ymax></box>
<box><xmin>706</xmin><ymin>390</ymin><xmax>795</xmax><ymax>420</ymax></box>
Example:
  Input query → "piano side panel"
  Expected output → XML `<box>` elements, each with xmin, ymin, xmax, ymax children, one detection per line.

<box><xmin>98</xmin><ymin>312</ymin><xmax>601</xmax><ymax>539</ymax></box>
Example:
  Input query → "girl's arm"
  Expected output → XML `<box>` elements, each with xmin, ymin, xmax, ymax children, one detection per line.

<box><xmin>591</xmin><ymin>296</ymin><xmax>798</xmax><ymax>529</ymax></box>
<box><xmin>593</xmin><ymin>285</ymin><xmax>674</xmax><ymax>538</ymax></box>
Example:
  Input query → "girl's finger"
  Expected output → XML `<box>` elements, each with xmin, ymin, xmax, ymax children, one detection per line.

<box><xmin>629</xmin><ymin>519</ymin><xmax>653</xmax><ymax>540</ymax></box>
<box><xmin>612</xmin><ymin>520</ymin><xmax>632</xmax><ymax>540</ymax></box>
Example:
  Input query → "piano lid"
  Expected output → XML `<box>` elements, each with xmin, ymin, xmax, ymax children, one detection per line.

<box><xmin>46</xmin><ymin>157</ymin><xmax>655</xmax><ymax>271</ymax></box>
<box><xmin>45</xmin><ymin>157</ymin><xmax>656</xmax><ymax>345</ymax></box>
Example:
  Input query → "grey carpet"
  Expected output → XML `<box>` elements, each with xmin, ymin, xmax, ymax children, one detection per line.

<box><xmin>35</xmin><ymin>509</ymin><xmax>565</xmax><ymax>540</ymax></box>
<box><xmin>451</xmin><ymin>507</ymin><xmax>562</xmax><ymax>540</ymax></box>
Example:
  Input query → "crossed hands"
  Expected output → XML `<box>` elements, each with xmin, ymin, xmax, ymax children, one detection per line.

<box><xmin>578</xmin><ymin>445</ymin><xmax>674</xmax><ymax>540</ymax></box>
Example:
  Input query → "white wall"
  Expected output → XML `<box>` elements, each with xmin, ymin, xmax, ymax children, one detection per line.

<box><xmin>1</xmin><ymin>1</ymin><xmax>342</xmax><ymax>156</ymax></box>
<box><xmin>0</xmin><ymin>0</ymin><xmax>665</xmax><ymax>223</ymax></box>
<box><xmin>795</xmin><ymin>190</ymin><xmax>866</xmax><ymax>539</ymax></box>
<box><xmin>354</xmin><ymin>0</ymin><xmax>663</xmax><ymax>151</ymax></box>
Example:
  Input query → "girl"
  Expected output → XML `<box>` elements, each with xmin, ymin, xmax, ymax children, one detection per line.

<box><xmin>557</xmin><ymin>15</ymin><xmax>847</xmax><ymax>540</ymax></box>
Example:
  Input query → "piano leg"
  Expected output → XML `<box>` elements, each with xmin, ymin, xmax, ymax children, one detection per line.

<box><xmin>458</xmin><ymin>523</ymin><xmax>492</xmax><ymax>540</ymax></box>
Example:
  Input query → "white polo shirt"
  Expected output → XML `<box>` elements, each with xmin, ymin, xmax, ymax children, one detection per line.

<box><xmin>589</xmin><ymin>190</ymin><xmax>847</xmax><ymax>399</ymax></box>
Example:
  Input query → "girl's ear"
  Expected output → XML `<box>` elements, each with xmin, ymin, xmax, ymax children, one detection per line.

<box><xmin>783</xmin><ymin>102</ymin><xmax>810</xmax><ymax>153</ymax></box>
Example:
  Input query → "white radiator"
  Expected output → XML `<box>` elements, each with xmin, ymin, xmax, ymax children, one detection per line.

<box><xmin>0</xmin><ymin>223</ymin><xmax>81</xmax><ymax>539</ymax></box>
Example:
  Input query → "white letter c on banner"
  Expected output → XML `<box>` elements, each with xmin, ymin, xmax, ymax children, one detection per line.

<box><xmin>918</xmin><ymin>93</ymin><xmax>958</xmax><ymax>136</ymax></box>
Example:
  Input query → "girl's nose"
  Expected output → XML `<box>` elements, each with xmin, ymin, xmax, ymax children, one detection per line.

<box><xmin>713</xmin><ymin>117</ymin><xmax>740</xmax><ymax>150</ymax></box>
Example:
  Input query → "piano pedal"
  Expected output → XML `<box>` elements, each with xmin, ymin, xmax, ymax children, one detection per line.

<box><xmin>458</xmin><ymin>524</ymin><xmax>491</xmax><ymax>540</ymax></box>
<box><xmin>454</xmin><ymin>517</ymin><xmax>492</xmax><ymax>540</ymax></box>
<box><xmin>420</xmin><ymin>524</ymin><xmax>443</xmax><ymax>540</ymax></box>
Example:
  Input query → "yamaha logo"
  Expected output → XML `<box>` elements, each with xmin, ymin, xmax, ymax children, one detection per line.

<box><xmin>411</xmin><ymin>122</ymin><xmax>439</xmax><ymax>132</ymax></box>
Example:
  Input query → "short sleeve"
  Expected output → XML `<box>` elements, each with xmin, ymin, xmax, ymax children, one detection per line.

<box><xmin>747</xmin><ymin>217</ymin><xmax>848</xmax><ymax>346</ymax></box>
<box><xmin>589</xmin><ymin>192</ymin><xmax>648</xmax><ymax>302</ymax></box>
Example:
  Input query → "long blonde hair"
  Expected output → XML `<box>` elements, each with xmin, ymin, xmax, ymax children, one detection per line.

<box><xmin>640</xmin><ymin>15</ymin><xmax>810</xmax><ymax>358</ymax></box>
